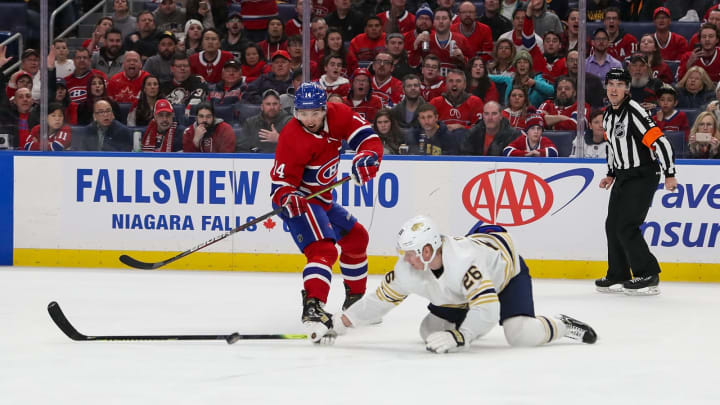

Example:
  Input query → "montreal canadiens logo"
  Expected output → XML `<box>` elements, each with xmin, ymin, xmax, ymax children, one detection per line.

<box><xmin>316</xmin><ymin>156</ymin><xmax>339</xmax><ymax>185</ymax></box>
<box><xmin>462</xmin><ymin>168</ymin><xmax>594</xmax><ymax>226</ymax></box>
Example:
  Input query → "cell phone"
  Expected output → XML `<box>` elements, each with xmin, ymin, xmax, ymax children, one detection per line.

<box><xmin>694</xmin><ymin>42</ymin><xmax>702</xmax><ymax>51</ymax></box>
<box><xmin>696</xmin><ymin>132</ymin><xmax>712</xmax><ymax>143</ymax></box>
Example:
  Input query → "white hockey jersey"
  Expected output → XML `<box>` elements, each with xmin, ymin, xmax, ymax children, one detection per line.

<box><xmin>344</xmin><ymin>231</ymin><xmax>522</xmax><ymax>343</ymax></box>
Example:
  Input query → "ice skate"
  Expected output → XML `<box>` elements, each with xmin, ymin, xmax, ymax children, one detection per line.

<box><xmin>341</xmin><ymin>284</ymin><xmax>382</xmax><ymax>325</ymax></box>
<box><xmin>301</xmin><ymin>290</ymin><xmax>336</xmax><ymax>344</ymax></box>
<box><xmin>595</xmin><ymin>277</ymin><xmax>626</xmax><ymax>293</ymax></box>
<box><xmin>623</xmin><ymin>275</ymin><xmax>660</xmax><ymax>296</ymax></box>
<box><xmin>559</xmin><ymin>314</ymin><xmax>597</xmax><ymax>344</ymax></box>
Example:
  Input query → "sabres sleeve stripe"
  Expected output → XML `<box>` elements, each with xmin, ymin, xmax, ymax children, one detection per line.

<box><xmin>376</xmin><ymin>281</ymin><xmax>407</xmax><ymax>305</ymax></box>
<box><xmin>468</xmin><ymin>288</ymin><xmax>497</xmax><ymax>302</ymax></box>
<box><xmin>470</xmin><ymin>296</ymin><xmax>499</xmax><ymax>307</ymax></box>
<box><xmin>347</xmin><ymin>126</ymin><xmax>377</xmax><ymax>151</ymax></box>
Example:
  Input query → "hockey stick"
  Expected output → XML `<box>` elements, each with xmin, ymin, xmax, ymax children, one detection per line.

<box><xmin>47</xmin><ymin>301</ymin><xmax>307</xmax><ymax>344</ymax></box>
<box><xmin>119</xmin><ymin>176</ymin><xmax>352</xmax><ymax>270</ymax></box>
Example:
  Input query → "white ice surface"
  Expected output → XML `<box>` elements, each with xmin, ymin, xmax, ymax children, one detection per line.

<box><xmin>1</xmin><ymin>267</ymin><xmax>718</xmax><ymax>404</ymax></box>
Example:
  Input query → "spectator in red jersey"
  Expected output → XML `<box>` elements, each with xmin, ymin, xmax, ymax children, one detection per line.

<box><xmin>91</xmin><ymin>29</ymin><xmax>125</xmax><ymax>78</ymax></box>
<box><xmin>108</xmin><ymin>51</ymin><xmax>151</xmax><ymax>104</ymax></box>
<box><xmin>286</xmin><ymin>36</ymin><xmax>320</xmax><ymax>79</ymax></box>
<box><xmin>654</xmin><ymin>84</ymin><xmax>690</xmax><ymax>139</ymax></box>
<box><xmin>285</xmin><ymin>0</ymin><xmax>304</xmax><ymax>37</ymax></box>
<box><xmin>409</xmin><ymin>103</ymin><xmax>463</xmax><ymax>155</ymax></box>
<box><xmin>404</xmin><ymin>3</ymin><xmax>434</xmax><ymax>68</ymax></box>
<box><xmin>242</xmin><ymin>50</ymin><xmax>293</xmax><ymax>104</ymax></box>
<box><xmin>690</xmin><ymin>9</ymin><xmax>720</xmax><ymax>49</ymax></box>
<box><xmin>687</xmin><ymin>111</ymin><xmax>720</xmax><ymax>158</ymax></box>
<box><xmin>371</xmin><ymin>51</ymin><xmax>404</xmax><ymax>106</ymax></box>
<box><xmin>6</xmin><ymin>88</ymin><xmax>35</xmax><ymax>149</ymax></box>
<box><xmin>503</xmin><ymin>114</ymin><xmax>558</xmax><ymax>157</ymax></box>
<box><xmin>25</xmin><ymin>102</ymin><xmax>72</xmax><ymax>151</ymax></box>
<box><xmin>653</xmin><ymin>7</ymin><xmax>688</xmax><ymax>63</ymax></box>
<box><xmin>317</xmin><ymin>55</ymin><xmax>350</xmax><ymax>97</ymax></box>
<box><xmin>186</xmin><ymin>0</ymin><xmax>228</xmax><ymax>32</ymax></box>
<box><xmin>429</xmin><ymin>68</ymin><xmax>484</xmax><ymax>131</ymax></box>
<box><xmin>543</xmin><ymin>31</ymin><xmax>567</xmax><ymax>81</ymax></box>
<box><xmin>420</xmin><ymin>55</ymin><xmax>446</xmax><ymax>101</ymax></box>
<box><xmin>182</xmin><ymin>102</ymin><xmax>235</xmax><ymax>152</ymax></box>
<box><xmin>390</xmin><ymin>73</ymin><xmax>426</xmax><ymax>130</ymax></box>
<box><xmin>676</xmin><ymin>66</ymin><xmax>715</xmax><ymax>109</ymax></box>
<box><xmin>601</xmin><ymin>7</ymin><xmax>638</xmax><ymax>61</ymax></box>
<box><xmin>678</xmin><ymin>23</ymin><xmax>720</xmax><ymax>83</ymax></box>
<box><xmin>538</xmin><ymin>76</ymin><xmax>590</xmax><ymax>131</ymax></box>
<box><xmin>502</xmin><ymin>86</ymin><xmax>537</xmax><ymax>129</ymax></box>
<box><xmin>65</xmin><ymin>48</ymin><xmax>109</xmax><ymax>105</ymax></box>
<box><xmin>124</xmin><ymin>11</ymin><xmax>160</xmax><ymax>60</ymax></box>
<box><xmin>83</xmin><ymin>17</ymin><xmax>114</xmax><ymax>57</ymax></box>
<box><xmin>466</xmin><ymin>56</ymin><xmax>499</xmax><ymax>103</ymax></box>
<box><xmin>419</xmin><ymin>8</ymin><xmax>471</xmax><ymax>76</ymax></box>
<box><xmin>77</xmin><ymin>75</ymin><xmax>120</xmax><ymax>126</ymax></box>
<box><xmin>452</xmin><ymin>2</ymin><xmax>494</xmax><ymax>62</ymax></box>
<box><xmin>309</xmin><ymin>0</ymin><xmax>336</xmax><ymax>18</ymax></box>
<box><xmin>386</xmin><ymin>32</ymin><xmax>416</xmax><ymax>80</ymax></box>
<box><xmin>190</xmin><ymin>28</ymin><xmax>236</xmax><ymax>84</ymax></box>
<box><xmin>373</xmin><ymin>108</ymin><xmax>406</xmax><ymax>154</ymax></box>
<box><xmin>140</xmin><ymin>99</ymin><xmax>183</xmax><ymax>152</ymax></box>
<box><xmin>378</xmin><ymin>0</ymin><xmax>416</xmax><ymax>34</ymax></box>
<box><xmin>325</xmin><ymin>0</ymin><xmax>365</xmax><ymax>42</ymax></box>
<box><xmin>53</xmin><ymin>78</ymin><xmax>78</xmax><ymax>125</ymax></box>
<box><xmin>258</xmin><ymin>17</ymin><xmax>287</xmax><ymax>61</ymax></box>
<box><xmin>487</xmin><ymin>38</ymin><xmax>516</xmax><ymax>76</ymax></box>
<box><xmin>208</xmin><ymin>60</ymin><xmax>247</xmax><ymax>106</ymax></box>
<box><xmin>498</xmin><ymin>8</ymin><xmax>544</xmax><ymax>54</ymax></box>
<box><xmin>463</xmin><ymin>100</ymin><xmax>521</xmax><ymax>155</ymax></box>
<box><xmin>309</xmin><ymin>17</ymin><xmax>329</xmax><ymax>62</ymax></box>
<box><xmin>627</xmin><ymin>53</ymin><xmax>663</xmax><ymax>110</ymax></box>
<box><xmin>345</xmin><ymin>68</ymin><xmax>384</xmax><ymax>122</ymax></box>
<box><xmin>181</xmin><ymin>19</ymin><xmax>204</xmax><ymax>56</ymax></box>
<box><xmin>637</xmin><ymin>33</ymin><xmax>673</xmax><ymax>84</ymax></box>
<box><xmin>127</xmin><ymin>75</ymin><xmax>161</xmax><ymax>126</ymax></box>
<box><xmin>348</xmin><ymin>16</ymin><xmax>387</xmax><ymax>69</ymax></box>
<box><xmin>240</xmin><ymin>44</ymin><xmax>266</xmax><ymax>84</ymax></box>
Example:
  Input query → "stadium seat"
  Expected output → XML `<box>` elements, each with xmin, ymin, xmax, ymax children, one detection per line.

<box><xmin>117</xmin><ymin>103</ymin><xmax>132</xmax><ymax>125</ymax></box>
<box><xmin>144</xmin><ymin>1</ymin><xmax>158</xmax><ymax>11</ymax></box>
<box><xmin>214</xmin><ymin>104</ymin><xmax>235</xmax><ymax>124</ymax></box>
<box><xmin>543</xmin><ymin>131</ymin><xmax>575</xmax><ymax>157</ymax></box>
<box><xmin>69</xmin><ymin>125</ymin><xmax>91</xmax><ymax>151</ymax></box>
<box><xmin>278</xmin><ymin>3</ymin><xmax>297</xmax><ymax>23</ymax></box>
<box><xmin>664</xmin><ymin>131</ymin><xmax>686</xmax><ymax>158</ymax></box>
<box><xmin>679</xmin><ymin>108</ymin><xmax>700</xmax><ymax>127</ymax></box>
<box><xmin>234</xmin><ymin>103</ymin><xmax>261</xmax><ymax>123</ymax></box>
<box><xmin>173</xmin><ymin>104</ymin><xmax>188</xmax><ymax>126</ymax></box>
<box><xmin>0</xmin><ymin>3</ymin><xmax>28</xmax><ymax>43</ymax></box>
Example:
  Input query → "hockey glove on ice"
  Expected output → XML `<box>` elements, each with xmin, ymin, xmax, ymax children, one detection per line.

<box><xmin>426</xmin><ymin>330</ymin><xmax>465</xmax><ymax>353</ymax></box>
<box><xmin>281</xmin><ymin>193</ymin><xmax>309</xmax><ymax>218</ymax></box>
<box><xmin>351</xmin><ymin>150</ymin><xmax>379</xmax><ymax>186</ymax></box>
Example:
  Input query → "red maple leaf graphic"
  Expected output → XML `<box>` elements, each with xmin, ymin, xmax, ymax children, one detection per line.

<box><xmin>263</xmin><ymin>218</ymin><xmax>277</xmax><ymax>230</ymax></box>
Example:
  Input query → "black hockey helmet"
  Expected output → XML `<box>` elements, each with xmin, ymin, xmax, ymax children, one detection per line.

<box><xmin>605</xmin><ymin>67</ymin><xmax>631</xmax><ymax>86</ymax></box>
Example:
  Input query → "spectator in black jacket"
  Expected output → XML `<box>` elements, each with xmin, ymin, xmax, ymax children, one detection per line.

<box><xmin>464</xmin><ymin>101</ymin><xmax>521</xmax><ymax>155</ymax></box>
<box><xmin>242</xmin><ymin>50</ymin><xmax>293</xmax><ymax>104</ymax></box>
<box><xmin>74</xmin><ymin>99</ymin><xmax>133</xmax><ymax>151</ymax></box>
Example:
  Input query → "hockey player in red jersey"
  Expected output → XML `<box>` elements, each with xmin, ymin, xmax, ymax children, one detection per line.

<box><xmin>270</xmin><ymin>82</ymin><xmax>384</xmax><ymax>342</ymax></box>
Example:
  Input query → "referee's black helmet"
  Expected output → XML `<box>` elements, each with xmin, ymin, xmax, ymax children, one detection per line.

<box><xmin>605</xmin><ymin>67</ymin><xmax>631</xmax><ymax>85</ymax></box>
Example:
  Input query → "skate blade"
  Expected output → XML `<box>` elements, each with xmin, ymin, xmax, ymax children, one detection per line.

<box><xmin>596</xmin><ymin>285</ymin><xmax>625</xmax><ymax>294</ymax></box>
<box><xmin>623</xmin><ymin>286</ymin><xmax>660</xmax><ymax>296</ymax></box>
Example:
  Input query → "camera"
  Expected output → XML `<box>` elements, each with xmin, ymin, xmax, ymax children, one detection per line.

<box><xmin>0</xmin><ymin>133</ymin><xmax>9</xmax><ymax>150</ymax></box>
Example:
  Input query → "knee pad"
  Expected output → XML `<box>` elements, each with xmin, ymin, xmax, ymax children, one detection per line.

<box><xmin>419</xmin><ymin>312</ymin><xmax>456</xmax><ymax>342</ymax></box>
<box><xmin>503</xmin><ymin>316</ymin><xmax>544</xmax><ymax>347</ymax></box>
<box><xmin>338</xmin><ymin>222</ymin><xmax>369</xmax><ymax>256</ymax></box>
<box><xmin>303</xmin><ymin>239</ymin><xmax>338</xmax><ymax>268</ymax></box>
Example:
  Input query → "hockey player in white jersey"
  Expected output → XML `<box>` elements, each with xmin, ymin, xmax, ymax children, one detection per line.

<box><xmin>334</xmin><ymin>215</ymin><xmax>597</xmax><ymax>353</ymax></box>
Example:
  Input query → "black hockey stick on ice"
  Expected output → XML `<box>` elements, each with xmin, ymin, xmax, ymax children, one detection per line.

<box><xmin>119</xmin><ymin>176</ymin><xmax>352</xmax><ymax>270</ymax></box>
<box><xmin>47</xmin><ymin>301</ymin><xmax>307</xmax><ymax>344</ymax></box>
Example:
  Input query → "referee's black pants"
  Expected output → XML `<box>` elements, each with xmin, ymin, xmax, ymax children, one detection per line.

<box><xmin>605</xmin><ymin>165</ymin><xmax>662</xmax><ymax>281</ymax></box>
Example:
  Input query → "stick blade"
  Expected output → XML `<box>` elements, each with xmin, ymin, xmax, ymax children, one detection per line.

<box><xmin>119</xmin><ymin>254</ymin><xmax>162</xmax><ymax>270</ymax></box>
<box><xmin>47</xmin><ymin>301</ymin><xmax>88</xmax><ymax>341</ymax></box>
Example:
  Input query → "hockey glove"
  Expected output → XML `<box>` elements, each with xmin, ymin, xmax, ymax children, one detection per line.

<box><xmin>425</xmin><ymin>330</ymin><xmax>465</xmax><ymax>353</ymax></box>
<box><xmin>281</xmin><ymin>193</ymin><xmax>309</xmax><ymax>218</ymax></box>
<box><xmin>351</xmin><ymin>150</ymin><xmax>379</xmax><ymax>186</ymax></box>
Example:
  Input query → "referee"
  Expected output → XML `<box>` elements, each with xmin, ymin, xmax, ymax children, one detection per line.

<box><xmin>595</xmin><ymin>68</ymin><xmax>677</xmax><ymax>296</ymax></box>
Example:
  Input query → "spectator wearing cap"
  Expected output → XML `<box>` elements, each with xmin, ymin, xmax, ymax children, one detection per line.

<box><xmin>479</xmin><ymin>0</ymin><xmax>512</xmax><ymax>41</ymax></box>
<box><xmin>377</xmin><ymin>0</ymin><xmax>416</xmax><ymax>34</ymax></box>
<box><xmin>91</xmin><ymin>29</ymin><xmax>126</xmax><ymax>78</ymax></box>
<box><xmin>317</xmin><ymin>54</ymin><xmax>350</xmax><ymax>98</ymax></box>
<box><xmin>371</xmin><ymin>51</ymin><xmax>404</xmax><ymax>106</ymax></box>
<box><xmin>628</xmin><ymin>53</ymin><xmax>663</xmax><ymax>110</ymax></box>
<box><xmin>652</xmin><ymin>7</ymin><xmax>688</xmax><ymax>63</ymax></box>
<box><xmin>653</xmin><ymin>85</ymin><xmax>690</xmax><ymax>139</ymax></box>
<box><xmin>127</xmin><ymin>75</ymin><xmax>161</xmax><ymax>126</ymax></box>
<box><xmin>405</xmin><ymin>3</ymin><xmax>434</xmax><ymax>68</ymax></box>
<box><xmin>143</xmin><ymin>31</ymin><xmax>178</xmax><ymax>83</ymax></box>
<box><xmin>190</xmin><ymin>28</ymin><xmax>236</xmax><ymax>84</ymax></box>
<box><xmin>124</xmin><ymin>10</ymin><xmax>160</xmax><ymax>60</ymax></box>
<box><xmin>140</xmin><ymin>99</ymin><xmax>183</xmax><ymax>152</ymax></box>
<box><xmin>345</xmin><ymin>68</ymin><xmax>384</xmax><ymax>122</ymax></box>
<box><xmin>108</xmin><ymin>51</ymin><xmax>151</xmax><ymax>104</ymax></box>
<box><xmin>325</xmin><ymin>0</ymin><xmax>365</xmax><ymax>42</ymax></box>
<box><xmin>160</xmin><ymin>53</ymin><xmax>208</xmax><ymax>107</ymax></box>
<box><xmin>242</xmin><ymin>50</ymin><xmax>293</xmax><ymax>104</ymax></box>
<box><xmin>503</xmin><ymin>114</ymin><xmax>558</xmax><ymax>157</ymax></box>
<box><xmin>348</xmin><ymin>16</ymin><xmax>387</xmax><ymax>70</ymax></box>
<box><xmin>222</xmin><ymin>12</ymin><xmax>250</xmax><ymax>61</ymax></box>
<box><xmin>586</xmin><ymin>28</ymin><xmax>623</xmax><ymax>79</ymax></box>
<box><xmin>257</xmin><ymin>17</ymin><xmax>288</xmax><ymax>61</ymax></box>
<box><xmin>602</xmin><ymin>7</ymin><xmax>639</xmax><ymax>62</ymax></box>
<box><xmin>112</xmin><ymin>0</ymin><xmax>137</xmax><ymax>40</ymax></box>
<box><xmin>153</xmin><ymin>0</ymin><xmax>187</xmax><ymax>33</ymax></box>
<box><xmin>452</xmin><ymin>2</ymin><xmax>494</xmax><ymax>62</ymax></box>
<box><xmin>7</xmin><ymin>71</ymin><xmax>34</xmax><ymax>100</ymax></box>
<box><xmin>182</xmin><ymin>19</ymin><xmax>204</xmax><ymax>56</ymax></box>
<box><xmin>408</xmin><ymin>103</ymin><xmax>462</xmax><ymax>155</ymax></box>
<box><xmin>182</xmin><ymin>102</ymin><xmax>236</xmax><ymax>152</ymax></box>
<box><xmin>75</xmin><ymin>99</ymin><xmax>133</xmax><ymax>151</ymax></box>
<box><xmin>238</xmin><ymin>89</ymin><xmax>292</xmax><ymax>153</ymax></box>
<box><xmin>678</xmin><ymin>23</ymin><xmax>720</xmax><ymax>83</ymax></box>
<box><xmin>208</xmin><ymin>60</ymin><xmax>247</xmax><ymax>105</ymax></box>
<box><xmin>386</xmin><ymin>32</ymin><xmax>417</xmax><ymax>80</ymax></box>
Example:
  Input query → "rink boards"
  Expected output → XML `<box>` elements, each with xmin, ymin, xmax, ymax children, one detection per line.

<box><xmin>2</xmin><ymin>152</ymin><xmax>719</xmax><ymax>281</ymax></box>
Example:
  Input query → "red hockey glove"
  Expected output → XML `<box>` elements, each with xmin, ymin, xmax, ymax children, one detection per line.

<box><xmin>351</xmin><ymin>150</ymin><xmax>379</xmax><ymax>186</ymax></box>
<box><xmin>281</xmin><ymin>193</ymin><xmax>309</xmax><ymax>218</ymax></box>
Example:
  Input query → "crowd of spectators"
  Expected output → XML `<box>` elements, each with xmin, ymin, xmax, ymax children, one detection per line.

<box><xmin>1</xmin><ymin>0</ymin><xmax>720</xmax><ymax>158</ymax></box>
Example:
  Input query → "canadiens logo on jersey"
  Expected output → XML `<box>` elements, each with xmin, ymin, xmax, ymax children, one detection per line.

<box><xmin>69</xmin><ymin>89</ymin><xmax>87</xmax><ymax>99</ymax></box>
<box><xmin>308</xmin><ymin>155</ymin><xmax>340</xmax><ymax>185</ymax></box>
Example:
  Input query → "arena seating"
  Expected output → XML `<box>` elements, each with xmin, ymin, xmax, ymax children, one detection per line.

<box><xmin>543</xmin><ymin>131</ymin><xmax>575</xmax><ymax>157</ymax></box>
<box><xmin>0</xmin><ymin>2</ymin><xmax>28</xmax><ymax>57</ymax></box>
<box><xmin>117</xmin><ymin>103</ymin><xmax>132</xmax><ymax>125</ymax></box>
<box><xmin>679</xmin><ymin>108</ymin><xmax>700</xmax><ymax>128</ymax></box>
<box><xmin>664</xmin><ymin>131</ymin><xmax>687</xmax><ymax>158</ymax></box>
<box><xmin>213</xmin><ymin>104</ymin><xmax>234</xmax><ymax>123</ymax></box>
<box><xmin>234</xmin><ymin>103</ymin><xmax>261</xmax><ymax>123</ymax></box>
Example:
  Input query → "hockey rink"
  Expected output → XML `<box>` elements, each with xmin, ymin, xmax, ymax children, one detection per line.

<box><xmin>0</xmin><ymin>266</ymin><xmax>718</xmax><ymax>404</ymax></box>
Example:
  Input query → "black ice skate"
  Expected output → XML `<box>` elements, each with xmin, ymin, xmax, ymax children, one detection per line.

<box><xmin>559</xmin><ymin>314</ymin><xmax>597</xmax><ymax>344</ymax></box>
<box><xmin>622</xmin><ymin>275</ymin><xmax>660</xmax><ymax>296</ymax></box>
<box><xmin>595</xmin><ymin>277</ymin><xmax>626</xmax><ymax>293</ymax></box>
<box><xmin>342</xmin><ymin>284</ymin><xmax>364</xmax><ymax>311</ymax></box>
<box><xmin>301</xmin><ymin>290</ymin><xmax>335</xmax><ymax>343</ymax></box>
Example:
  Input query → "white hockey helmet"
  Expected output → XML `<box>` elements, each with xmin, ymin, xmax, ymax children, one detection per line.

<box><xmin>396</xmin><ymin>215</ymin><xmax>443</xmax><ymax>270</ymax></box>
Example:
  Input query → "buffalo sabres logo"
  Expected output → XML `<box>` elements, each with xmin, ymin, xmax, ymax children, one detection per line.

<box><xmin>614</xmin><ymin>122</ymin><xmax>626</xmax><ymax>138</ymax></box>
<box><xmin>316</xmin><ymin>156</ymin><xmax>340</xmax><ymax>185</ymax></box>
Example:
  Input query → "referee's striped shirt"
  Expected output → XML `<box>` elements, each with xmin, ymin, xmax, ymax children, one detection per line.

<box><xmin>603</xmin><ymin>97</ymin><xmax>676</xmax><ymax>177</ymax></box>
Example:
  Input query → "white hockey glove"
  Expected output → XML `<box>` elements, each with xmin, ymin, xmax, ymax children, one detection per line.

<box><xmin>305</xmin><ymin>321</ymin><xmax>337</xmax><ymax>345</ymax></box>
<box><xmin>425</xmin><ymin>330</ymin><xmax>466</xmax><ymax>354</ymax></box>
